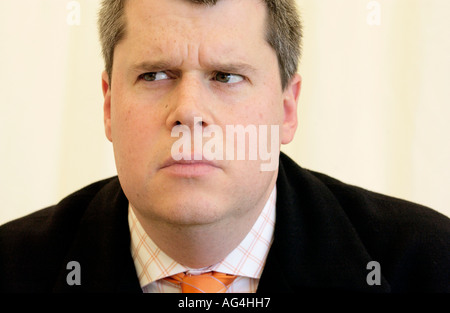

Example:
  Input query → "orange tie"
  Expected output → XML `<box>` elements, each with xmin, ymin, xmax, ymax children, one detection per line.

<box><xmin>165</xmin><ymin>272</ymin><xmax>237</xmax><ymax>293</ymax></box>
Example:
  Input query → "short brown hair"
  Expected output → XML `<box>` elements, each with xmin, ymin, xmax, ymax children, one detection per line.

<box><xmin>98</xmin><ymin>0</ymin><xmax>302</xmax><ymax>89</ymax></box>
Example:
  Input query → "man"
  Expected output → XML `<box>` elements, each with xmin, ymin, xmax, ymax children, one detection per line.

<box><xmin>0</xmin><ymin>0</ymin><xmax>449</xmax><ymax>293</ymax></box>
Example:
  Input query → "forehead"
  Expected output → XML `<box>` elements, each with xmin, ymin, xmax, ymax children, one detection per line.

<box><xmin>120</xmin><ymin>0</ymin><xmax>270</xmax><ymax>64</ymax></box>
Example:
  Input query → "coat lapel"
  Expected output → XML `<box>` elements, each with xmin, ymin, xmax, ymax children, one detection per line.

<box><xmin>258</xmin><ymin>153</ymin><xmax>390</xmax><ymax>292</ymax></box>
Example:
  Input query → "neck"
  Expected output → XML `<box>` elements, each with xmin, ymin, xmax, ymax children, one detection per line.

<box><xmin>144</xmin><ymin>214</ymin><xmax>258</xmax><ymax>268</ymax></box>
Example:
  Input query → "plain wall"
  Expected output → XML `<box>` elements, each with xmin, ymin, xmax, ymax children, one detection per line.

<box><xmin>0</xmin><ymin>0</ymin><xmax>449</xmax><ymax>225</ymax></box>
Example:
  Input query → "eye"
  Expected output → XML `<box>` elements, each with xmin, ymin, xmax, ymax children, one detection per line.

<box><xmin>213</xmin><ymin>72</ymin><xmax>244</xmax><ymax>84</ymax></box>
<box><xmin>139</xmin><ymin>72</ymin><xmax>170</xmax><ymax>82</ymax></box>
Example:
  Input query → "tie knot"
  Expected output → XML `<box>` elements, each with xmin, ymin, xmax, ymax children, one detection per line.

<box><xmin>165</xmin><ymin>271</ymin><xmax>237</xmax><ymax>293</ymax></box>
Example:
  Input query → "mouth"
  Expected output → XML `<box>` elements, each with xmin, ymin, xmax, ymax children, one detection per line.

<box><xmin>160</xmin><ymin>155</ymin><xmax>221</xmax><ymax>178</ymax></box>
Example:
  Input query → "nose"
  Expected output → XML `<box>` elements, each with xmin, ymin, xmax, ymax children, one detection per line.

<box><xmin>165</xmin><ymin>75</ymin><xmax>211</xmax><ymax>131</ymax></box>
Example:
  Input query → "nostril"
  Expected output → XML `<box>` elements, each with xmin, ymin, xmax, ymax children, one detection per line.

<box><xmin>171</xmin><ymin>117</ymin><xmax>207</xmax><ymax>129</ymax></box>
<box><xmin>195</xmin><ymin>118</ymin><xmax>206</xmax><ymax>127</ymax></box>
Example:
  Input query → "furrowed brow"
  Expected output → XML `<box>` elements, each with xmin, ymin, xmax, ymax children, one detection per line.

<box><xmin>130</xmin><ymin>61</ymin><xmax>175</xmax><ymax>73</ymax></box>
<box><xmin>210</xmin><ymin>62</ymin><xmax>258</xmax><ymax>75</ymax></box>
<box><xmin>130</xmin><ymin>60</ymin><xmax>258</xmax><ymax>75</ymax></box>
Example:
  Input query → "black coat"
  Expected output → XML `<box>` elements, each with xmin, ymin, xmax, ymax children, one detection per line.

<box><xmin>1</xmin><ymin>153</ymin><xmax>449</xmax><ymax>292</ymax></box>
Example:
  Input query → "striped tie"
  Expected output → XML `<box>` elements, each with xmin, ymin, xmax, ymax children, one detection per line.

<box><xmin>165</xmin><ymin>272</ymin><xmax>237</xmax><ymax>293</ymax></box>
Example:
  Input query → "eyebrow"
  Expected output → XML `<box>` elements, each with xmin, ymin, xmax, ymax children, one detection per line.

<box><xmin>130</xmin><ymin>60</ymin><xmax>258</xmax><ymax>75</ymax></box>
<box><xmin>211</xmin><ymin>62</ymin><xmax>258</xmax><ymax>75</ymax></box>
<box><xmin>131</xmin><ymin>61</ymin><xmax>175</xmax><ymax>73</ymax></box>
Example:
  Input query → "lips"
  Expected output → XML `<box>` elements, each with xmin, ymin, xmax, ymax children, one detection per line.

<box><xmin>160</xmin><ymin>155</ymin><xmax>220</xmax><ymax>177</ymax></box>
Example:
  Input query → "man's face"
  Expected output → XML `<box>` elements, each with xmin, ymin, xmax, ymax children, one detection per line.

<box><xmin>102</xmin><ymin>0</ymin><xmax>300</xmax><ymax>227</ymax></box>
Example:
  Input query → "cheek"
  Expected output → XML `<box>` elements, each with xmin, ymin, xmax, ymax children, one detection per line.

<box><xmin>110</xmin><ymin>101</ymin><xmax>155</xmax><ymax>163</ymax></box>
<box><xmin>111</xmin><ymin>92</ymin><xmax>154</xmax><ymax>139</ymax></box>
<box><xmin>228</xmin><ymin>89</ymin><xmax>279</xmax><ymax>120</ymax></box>
<box><xmin>111</xmin><ymin>105</ymin><xmax>133</xmax><ymax>144</ymax></box>
<box><xmin>249</xmin><ymin>82</ymin><xmax>284</xmax><ymax>121</ymax></box>
<box><xmin>243</xmin><ymin>98</ymin><xmax>283</xmax><ymax>126</ymax></box>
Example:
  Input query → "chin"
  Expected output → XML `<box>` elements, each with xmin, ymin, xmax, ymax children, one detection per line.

<box><xmin>132</xmin><ymin>189</ymin><xmax>227</xmax><ymax>225</ymax></box>
<box><xmin>156</xmin><ymin>202</ymin><xmax>227</xmax><ymax>226</ymax></box>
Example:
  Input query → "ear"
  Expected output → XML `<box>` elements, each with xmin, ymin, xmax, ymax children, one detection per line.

<box><xmin>280</xmin><ymin>73</ymin><xmax>302</xmax><ymax>145</ymax></box>
<box><xmin>102</xmin><ymin>71</ymin><xmax>113</xmax><ymax>142</ymax></box>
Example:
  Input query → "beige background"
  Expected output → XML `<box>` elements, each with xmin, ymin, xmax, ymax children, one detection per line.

<box><xmin>1</xmin><ymin>0</ymin><xmax>449</xmax><ymax>225</ymax></box>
